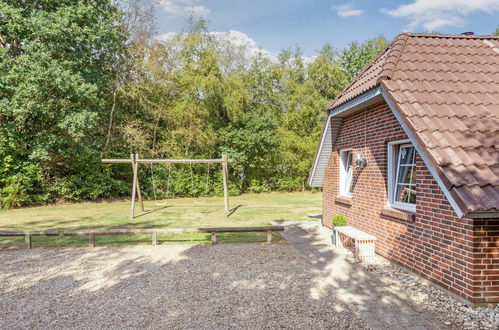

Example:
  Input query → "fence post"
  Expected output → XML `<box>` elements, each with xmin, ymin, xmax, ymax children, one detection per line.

<box><xmin>25</xmin><ymin>234</ymin><xmax>32</xmax><ymax>249</ymax></box>
<box><xmin>267</xmin><ymin>230</ymin><xmax>272</xmax><ymax>244</ymax></box>
<box><xmin>89</xmin><ymin>234</ymin><xmax>95</xmax><ymax>248</ymax></box>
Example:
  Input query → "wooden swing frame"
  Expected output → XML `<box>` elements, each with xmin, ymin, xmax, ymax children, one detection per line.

<box><xmin>102</xmin><ymin>153</ymin><xmax>230</xmax><ymax>219</ymax></box>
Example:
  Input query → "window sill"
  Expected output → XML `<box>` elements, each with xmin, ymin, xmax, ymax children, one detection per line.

<box><xmin>380</xmin><ymin>206</ymin><xmax>415</xmax><ymax>222</ymax></box>
<box><xmin>335</xmin><ymin>196</ymin><xmax>353</xmax><ymax>207</ymax></box>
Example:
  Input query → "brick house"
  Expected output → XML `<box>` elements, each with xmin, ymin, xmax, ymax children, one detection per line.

<box><xmin>308</xmin><ymin>33</ymin><xmax>499</xmax><ymax>304</ymax></box>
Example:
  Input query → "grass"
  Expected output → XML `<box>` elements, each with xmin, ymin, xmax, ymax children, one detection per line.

<box><xmin>0</xmin><ymin>191</ymin><xmax>322</xmax><ymax>248</ymax></box>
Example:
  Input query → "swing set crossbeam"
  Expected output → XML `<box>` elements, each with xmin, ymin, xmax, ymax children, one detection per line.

<box><xmin>102</xmin><ymin>158</ymin><xmax>231</xmax><ymax>164</ymax></box>
<box><xmin>101</xmin><ymin>154</ymin><xmax>230</xmax><ymax>220</ymax></box>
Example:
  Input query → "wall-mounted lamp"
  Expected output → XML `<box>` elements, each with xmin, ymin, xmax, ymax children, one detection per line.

<box><xmin>355</xmin><ymin>152</ymin><xmax>368</xmax><ymax>168</ymax></box>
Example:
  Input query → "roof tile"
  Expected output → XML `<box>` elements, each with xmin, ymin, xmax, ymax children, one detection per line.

<box><xmin>329</xmin><ymin>33</ymin><xmax>499</xmax><ymax>215</ymax></box>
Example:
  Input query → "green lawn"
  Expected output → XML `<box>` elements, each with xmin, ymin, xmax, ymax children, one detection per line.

<box><xmin>0</xmin><ymin>192</ymin><xmax>322</xmax><ymax>248</ymax></box>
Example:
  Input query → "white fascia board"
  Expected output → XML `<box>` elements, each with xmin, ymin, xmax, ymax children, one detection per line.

<box><xmin>329</xmin><ymin>87</ymin><xmax>382</xmax><ymax>117</ymax></box>
<box><xmin>380</xmin><ymin>89</ymin><xmax>465</xmax><ymax>218</ymax></box>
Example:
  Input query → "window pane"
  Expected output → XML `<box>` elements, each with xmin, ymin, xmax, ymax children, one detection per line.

<box><xmin>408</xmin><ymin>189</ymin><xmax>416</xmax><ymax>204</ymax></box>
<box><xmin>397</xmin><ymin>165</ymin><xmax>415</xmax><ymax>186</ymax></box>
<box><xmin>395</xmin><ymin>185</ymin><xmax>413</xmax><ymax>203</ymax></box>
<box><xmin>345</xmin><ymin>152</ymin><xmax>353</xmax><ymax>194</ymax></box>
<box><xmin>346</xmin><ymin>166</ymin><xmax>353</xmax><ymax>193</ymax></box>
<box><xmin>409</xmin><ymin>166</ymin><xmax>415</xmax><ymax>185</ymax></box>
<box><xmin>346</xmin><ymin>152</ymin><xmax>352</xmax><ymax>167</ymax></box>
<box><xmin>394</xmin><ymin>145</ymin><xmax>416</xmax><ymax>205</ymax></box>
<box><xmin>399</xmin><ymin>146</ymin><xmax>415</xmax><ymax>165</ymax></box>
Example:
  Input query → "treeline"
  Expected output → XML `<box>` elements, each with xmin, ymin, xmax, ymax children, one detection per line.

<box><xmin>0</xmin><ymin>0</ymin><xmax>387</xmax><ymax>208</ymax></box>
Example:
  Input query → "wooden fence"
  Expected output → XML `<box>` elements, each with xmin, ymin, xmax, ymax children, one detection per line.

<box><xmin>0</xmin><ymin>226</ymin><xmax>285</xmax><ymax>248</ymax></box>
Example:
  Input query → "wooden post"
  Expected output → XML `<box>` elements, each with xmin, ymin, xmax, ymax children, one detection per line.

<box><xmin>135</xmin><ymin>153</ymin><xmax>145</xmax><ymax>212</ymax></box>
<box><xmin>267</xmin><ymin>230</ymin><xmax>272</xmax><ymax>244</ymax></box>
<box><xmin>152</xmin><ymin>232</ymin><xmax>157</xmax><ymax>245</ymax></box>
<box><xmin>130</xmin><ymin>153</ymin><xmax>138</xmax><ymax>219</ymax></box>
<box><xmin>211</xmin><ymin>232</ymin><xmax>217</xmax><ymax>244</ymax></box>
<box><xmin>89</xmin><ymin>234</ymin><xmax>95</xmax><ymax>248</ymax></box>
<box><xmin>25</xmin><ymin>233</ymin><xmax>32</xmax><ymax>249</ymax></box>
<box><xmin>222</xmin><ymin>154</ymin><xmax>229</xmax><ymax>217</ymax></box>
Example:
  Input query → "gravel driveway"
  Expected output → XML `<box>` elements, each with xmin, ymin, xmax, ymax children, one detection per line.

<box><xmin>0</xmin><ymin>243</ymin><xmax>368</xmax><ymax>329</ymax></box>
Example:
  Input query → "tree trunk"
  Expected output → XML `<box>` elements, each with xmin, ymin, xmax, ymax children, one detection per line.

<box><xmin>103</xmin><ymin>87</ymin><xmax>118</xmax><ymax>154</ymax></box>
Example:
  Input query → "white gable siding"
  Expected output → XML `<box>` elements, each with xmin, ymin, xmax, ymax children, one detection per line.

<box><xmin>308</xmin><ymin>117</ymin><xmax>343</xmax><ymax>187</ymax></box>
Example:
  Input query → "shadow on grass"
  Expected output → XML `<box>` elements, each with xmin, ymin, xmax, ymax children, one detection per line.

<box><xmin>226</xmin><ymin>204</ymin><xmax>242</xmax><ymax>217</ymax></box>
<box><xmin>133</xmin><ymin>205</ymin><xmax>171</xmax><ymax>219</ymax></box>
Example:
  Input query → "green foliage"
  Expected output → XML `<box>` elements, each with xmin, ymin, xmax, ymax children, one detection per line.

<box><xmin>221</xmin><ymin>112</ymin><xmax>279</xmax><ymax>188</ymax></box>
<box><xmin>0</xmin><ymin>0</ymin><xmax>127</xmax><ymax>207</ymax></box>
<box><xmin>48</xmin><ymin>169</ymin><xmax>130</xmax><ymax>202</ymax></box>
<box><xmin>0</xmin><ymin>163</ymin><xmax>48</xmax><ymax>208</ymax></box>
<box><xmin>332</xmin><ymin>214</ymin><xmax>347</xmax><ymax>227</ymax></box>
<box><xmin>494</xmin><ymin>25</ymin><xmax>499</xmax><ymax>36</ymax></box>
<box><xmin>339</xmin><ymin>36</ymin><xmax>388</xmax><ymax>81</ymax></box>
<box><xmin>0</xmin><ymin>2</ymin><xmax>387</xmax><ymax>208</ymax></box>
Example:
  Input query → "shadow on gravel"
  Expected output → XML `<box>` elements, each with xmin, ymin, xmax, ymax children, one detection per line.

<box><xmin>279</xmin><ymin>223</ymin><xmax>445</xmax><ymax>329</ymax></box>
<box><xmin>0</xmin><ymin>239</ymin><xmax>369</xmax><ymax>329</ymax></box>
<box><xmin>0</xmin><ymin>224</ymin><xmax>440</xmax><ymax>329</ymax></box>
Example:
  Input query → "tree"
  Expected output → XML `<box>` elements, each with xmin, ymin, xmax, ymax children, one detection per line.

<box><xmin>0</xmin><ymin>5</ymin><xmax>395</xmax><ymax>207</ymax></box>
<box><xmin>339</xmin><ymin>36</ymin><xmax>388</xmax><ymax>81</ymax></box>
<box><xmin>493</xmin><ymin>25</ymin><xmax>499</xmax><ymax>36</ymax></box>
<box><xmin>0</xmin><ymin>0</ymin><xmax>128</xmax><ymax>207</ymax></box>
<box><xmin>308</xmin><ymin>45</ymin><xmax>348</xmax><ymax>101</ymax></box>
<box><xmin>221</xmin><ymin>112</ymin><xmax>279</xmax><ymax>192</ymax></box>
<box><xmin>102</xmin><ymin>0</ymin><xmax>157</xmax><ymax>152</ymax></box>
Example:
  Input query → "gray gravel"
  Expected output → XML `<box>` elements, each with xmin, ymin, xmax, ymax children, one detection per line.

<box><xmin>0</xmin><ymin>243</ymin><xmax>369</xmax><ymax>329</ymax></box>
<box><xmin>362</xmin><ymin>257</ymin><xmax>499</xmax><ymax>330</ymax></box>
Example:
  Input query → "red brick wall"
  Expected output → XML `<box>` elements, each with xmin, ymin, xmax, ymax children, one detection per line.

<box><xmin>322</xmin><ymin>101</ymin><xmax>499</xmax><ymax>304</ymax></box>
<box><xmin>473</xmin><ymin>219</ymin><xmax>499</xmax><ymax>303</ymax></box>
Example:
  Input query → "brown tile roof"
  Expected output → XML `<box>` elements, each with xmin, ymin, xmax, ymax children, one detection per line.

<box><xmin>330</xmin><ymin>33</ymin><xmax>499</xmax><ymax>216</ymax></box>
<box><xmin>328</xmin><ymin>34</ymin><xmax>410</xmax><ymax>108</ymax></box>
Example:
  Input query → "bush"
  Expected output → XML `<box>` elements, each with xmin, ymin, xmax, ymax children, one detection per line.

<box><xmin>0</xmin><ymin>164</ymin><xmax>49</xmax><ymax>208</ymax></box>
<box><xmin>332</xmin><ymin>214</ymin><xmax>347</xmax><ymax>227</ymax></box>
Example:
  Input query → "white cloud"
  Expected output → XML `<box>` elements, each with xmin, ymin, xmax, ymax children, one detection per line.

<box><xmin>381</xmin><ymin>0</ymin><xmax>499</xmax><ymax>31</ymax></box>
<box><xmin>208</xmin><ymin>31</ymin><xmax>315</xmax><ymax>64</ymax></box>
<box><xmin>157</xmin><ymin>0</ymin><xmax>210</xmax><ymax>18</ymax></box>
<box><xmin>188</xmin><ymin>5</ymin><xmax>210</xmax><ymax>17</ymax></box>
<box><xmin>210</xmin><ymin>30</ymin><xmax>274</xmax><ymax>59</ymax></box>
<box><xmin>156</xmin><ymin>30</ymin><xmax>318</xmax><ymax>67</ymax></box>
<box><xmin>157</xmin><ymin>30</ymin><xmax>275</xmax><ymax>62</ymax></box>
<box><xmin>331</xmin><ymin>3</ymin><xmax>364</xmax><ymax>17</ymax></box>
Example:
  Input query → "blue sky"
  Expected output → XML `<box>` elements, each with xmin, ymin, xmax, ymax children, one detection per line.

<box><xmin>155</xmin><ymin>0</ymin><xmax>499</xmax><ymax>57</ymax></box>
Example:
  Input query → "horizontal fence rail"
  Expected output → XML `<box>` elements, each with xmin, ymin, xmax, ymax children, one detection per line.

<box><xmin>0</xmin><ymin>226</ymin><xmax>285</xmax><ymax>248</ymax></box>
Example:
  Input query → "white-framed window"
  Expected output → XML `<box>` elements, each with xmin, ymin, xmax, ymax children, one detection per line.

<box><xmin>387</xmin><ymin>140</ymin><xmax>416</xmax><ymax>212</ymax></box>
<box><xmin>339</xmin><ymin>149</ymin><xmax>354</xmax><ymax>197</ymax></box>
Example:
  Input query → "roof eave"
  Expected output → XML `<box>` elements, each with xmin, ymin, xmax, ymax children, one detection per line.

<box><xmin>329</xmin><ymin>87</ymin><xmax>383</xmax><ymax>117</ymax></box>
<box><xmin>465</xmin><ymin>211</ymin><xmax>499</xmax><ymax>219</ymax></box>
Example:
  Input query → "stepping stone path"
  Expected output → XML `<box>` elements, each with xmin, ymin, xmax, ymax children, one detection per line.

<box><xmin>280</xmin><ymin>221</ymin><xmax>449</xmax><ymax>330</ymax></box>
